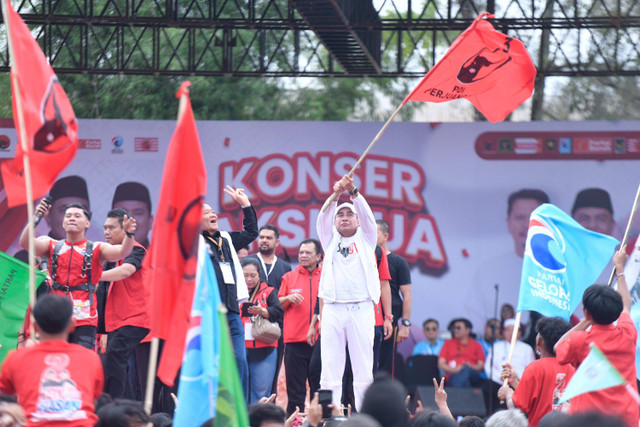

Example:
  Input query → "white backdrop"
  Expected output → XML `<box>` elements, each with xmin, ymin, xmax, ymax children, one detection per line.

<box><xmin>1</xmin><ymin>119</ymin><xmax>639</xmax><ymax>334</ymax></box>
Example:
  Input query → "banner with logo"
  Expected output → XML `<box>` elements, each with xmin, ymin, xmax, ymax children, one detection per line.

<box><xmin>1</xmin><ymin>119</ymin><xmax>639</xmax><ymax>334</ymax></box>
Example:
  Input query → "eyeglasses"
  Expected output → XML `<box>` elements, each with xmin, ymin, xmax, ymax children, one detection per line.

<box><xmin>453</xmin><ymin>326</ymin><xmax>465</xmax><ymax>330</ymax></box>
<box><xmin>424</xmin><ymin>327</ymin><xmax>437</xmax><ymax>331</ymax></box>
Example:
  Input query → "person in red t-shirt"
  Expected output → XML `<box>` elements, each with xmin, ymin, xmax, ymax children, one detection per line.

<box><xmin>100</xmin><ymin>208</ymin><xmax>150</xmax><ymax>399</ymax></box>
<box><xmin>498</xmin><ymin>316</ymin><xmax>575</xmax><ymax>426</ymax></box>
<box><xmin>438</xmin><ymin>318</ymin><xmax>485</xmax><ymax>387</ymax></box>
<box><xmin>19</xmin><ymin>199</ymin><xmax>136</xmax><ymax>350</ymax></box>
<box><xmin>0</xmin><ymin>295</ymin><xmax>104</xmax><ymax>426</ymax></box>
<box><xmin>278</xmin><ymin>238</ymin><xmax>322</xmax><ymax>416</ymax></box>
<box><xmin>554</xmin><ymin>247</ymin><xmax>639</xmax><ymax>427</ymax></box>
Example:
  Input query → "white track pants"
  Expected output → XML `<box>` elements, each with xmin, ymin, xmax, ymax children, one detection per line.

<box><xmin>320</xmin><ymin>301</ymin><xmax>375</xmax><ymax>411</ymax></box>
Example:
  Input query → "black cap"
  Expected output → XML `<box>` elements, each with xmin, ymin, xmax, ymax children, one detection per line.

<box><xmin>49</xmin><ymin>175</ymin><xmax>89</xmax><ymax>205</ymax></box>
<box><xmin>112</xmin><ymin>181</ymin><xmax>152</xmax><ymax>211</ymax></box>
<box><xmin>572</xmin><ymin>188</ymin><xmax>613</xmax><ymax>215</ymax></box>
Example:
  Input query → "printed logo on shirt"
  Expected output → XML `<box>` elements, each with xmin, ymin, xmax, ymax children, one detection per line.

<box><xmin>32</xmin><ymin>353</ymin><xmax>87</xmax><ymax>422</ymax></box>
<box><xmin>337</xmin><ymin>242</ymin><xmax>358</xmax><ymax>258</ymax></box>
<box><xmin>551</xmin><ymin>372</ymin><xmax>569</xmax><ymax>411</ymax></box>
<box><xmin>290</xmin><ymin>289</ymin><xmax>302</xmax><ymax>293</ymax></box>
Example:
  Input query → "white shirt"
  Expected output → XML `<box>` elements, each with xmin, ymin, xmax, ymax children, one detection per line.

<box><xmin>333</xmin><ymin>235</ymin><xmax>369</xmax><ymax>302</ymax></box>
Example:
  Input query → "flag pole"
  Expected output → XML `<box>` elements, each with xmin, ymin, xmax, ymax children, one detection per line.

<box><xmin>607</xmin><ymin>183</ymin><xmax>640</xmax><ymax>286</ymax></box>
<box><xmin>2</xmin><ymin>0</ymin><xmax>38</xmax><ymax>331</ymax></box>
<box><xmin>320</xmin><ymin>102</ymin><xmax>405</xmax><ymax>212</ymax></box>
<box><xmin>144</xmin><ymin>85</ymin><xmax>191</xmax><ymax>415</ymax></box>
<box><xmin>500</xmin><ymin>311</ymin><xmax>522</xmax><ymax>402</ymax></box>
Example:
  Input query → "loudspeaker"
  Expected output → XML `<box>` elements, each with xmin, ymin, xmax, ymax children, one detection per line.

<box><xmin>415</xmin><ymin>385</ymin><xmax>487</xmax><ymax>418</ymax></box>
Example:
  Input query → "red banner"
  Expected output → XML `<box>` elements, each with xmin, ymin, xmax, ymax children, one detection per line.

<box><xmin>0</xmin><ymin>1</ymin><xmax>78</xmax><ymax>207</ymax></box>
<box><xmin>404</xmin><ymin>12</ymin><xmax>536</xmax><ymax>123</ymax></box>
<box><xmin>143</xmin><ymin>82</ymin><xmax>207</xmax><ymax>386</ymax></box>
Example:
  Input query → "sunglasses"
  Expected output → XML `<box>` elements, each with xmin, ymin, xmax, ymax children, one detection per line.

<box><xmin>424</xmin><ymin>327</ymin><xmax>438</xmax><ymax>331</ymax></box>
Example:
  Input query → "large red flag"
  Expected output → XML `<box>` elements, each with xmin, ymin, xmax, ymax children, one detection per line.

<box><xmin>404</xmin><ymin>12</ymin><xmax>536</xmax><ymax>123</ymax></box>
<box><xmin>144</xmin><ymin>82</ymin><xmax>206</xmax><ymax>386</ymax></box>
<box><xmin>0</xmin><ymin>1</ymin><xmax>78</xmax><ymax>207</ymax></box>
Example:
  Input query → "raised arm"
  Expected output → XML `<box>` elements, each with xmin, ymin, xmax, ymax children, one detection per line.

<box><xmin>224</xmin><ymin>186</ymin><xmax>259</xmax><ymax>249</ymax></box>
<box><xmin>614</xmin><ymin>245</ymin><xmax>632</xmax><ymax>313</ymax></box>
<box><xmin>100</xmin><ymin>246</ymin><xmax>145</xmax><ymax>282</ymax></box>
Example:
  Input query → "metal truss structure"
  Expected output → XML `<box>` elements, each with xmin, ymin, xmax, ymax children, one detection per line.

<box><xmin>0</xmin><ymin>0</ymin><xmax>639</xmax><ymax>78</ymax></box>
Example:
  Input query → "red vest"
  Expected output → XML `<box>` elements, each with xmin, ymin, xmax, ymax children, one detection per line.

<box><xmin>241</xmin><ymin>282</ymin><xmax>278</xmax><ymax>349</ymax></box>
<box><xmin>48</xmin><ymin>239</ymin><xmax>103</xmax><ymax>327</ymax></box>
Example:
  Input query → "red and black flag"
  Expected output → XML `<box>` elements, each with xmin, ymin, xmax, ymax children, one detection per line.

<box><xmin>0</xmin><ymin>1</ymin><xmax>78</xmax><ymax>206</ymax></box>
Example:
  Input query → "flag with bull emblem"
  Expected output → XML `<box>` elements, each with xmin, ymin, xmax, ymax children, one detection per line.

<box><xmin>403</xmin><ymin>12</ymin><xmax>536</xmax><ymax>123</ymax></box>
<box><xmin>517</xmin><ymin>204</ymin><xmax>619</xmax><ymax>319</ymax></box>
<box><xmin>0</xmin><ymin>1</ymin><xmax>78</xmax><ymax>207</ymax></box>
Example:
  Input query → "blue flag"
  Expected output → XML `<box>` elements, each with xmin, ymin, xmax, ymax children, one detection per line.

<box><xmin>517</xmin><ymin>204</ymin><xmax>619</xmax><ymax>319</ymax></box>
<box><xmin>174</xmin><ymin>237</ymin><xmax>221</xmax><ymax>427</ymax></box>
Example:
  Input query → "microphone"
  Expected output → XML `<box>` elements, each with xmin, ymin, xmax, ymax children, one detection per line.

<box><xmin>34</xmin><ymin>196</ymin><xmax>53</xmax><ymax>226</ymax></box>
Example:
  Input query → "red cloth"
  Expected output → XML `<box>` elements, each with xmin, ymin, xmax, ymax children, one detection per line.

<box><xmin>556</xmin><ymin>312</ymin><xmax>639</xmax><ymax>427</ymax></box>
<box><xmin>47</xmin><ymin>239</ymin><xmax>103</xmax><ymax>328</ymax></box>
<box><xmin>375</xmin><ymin>250</ymin><xmax>392</xmax><ymax>326</ymax></box>
<box><xmin>278</xmin><ymin>265</ymin><xmax>321</xmax><ymax>344</ymax></box>
<box><xmin>143</xmin><ymin>82</ymin><xmax>207</xmax><ymax>387</ymax></box>
<box><xmin>403</xmin><ymin>12</ymin><xmax>536</xmax><ymax>123</ymax></box>
<box><xmin>511</xmin><ymin>357</ymin><xmax>575</xmax><ymax>426</ymax></box>
<box><xmin>0</xmin><ymin>340</ymin><xmax>103</xmax><ymax>426</ymax></box>
<box><xmin>105</xmin><ymin>242</ymin><xmax>150</xmax><ymax>331</ymax></box>
<box><xmin>439</xmin><ymin>337</ymin><xmax>485</xmax><ymax>380</ymax></box>
<box><xmin>0</xmin><ymin>2</ymin><xmax>78</xmax><ymax>207</ymax></box>
<box><xmin>242</xmin><ymin>283</ymin><xmax>278</xmax><ymax>349</ymax></box>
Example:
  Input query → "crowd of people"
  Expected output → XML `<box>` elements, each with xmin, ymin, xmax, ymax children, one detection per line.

<box><xmin>0</xmin><ymin>174</ymin><xmax>638</xmax><ymax>427</ymax></box>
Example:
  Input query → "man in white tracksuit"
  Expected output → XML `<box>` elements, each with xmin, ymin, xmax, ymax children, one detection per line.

<box><xmin>317</xmin><ymin>174</ymin><xmax>381</xmax><ymax>411</ymax></box>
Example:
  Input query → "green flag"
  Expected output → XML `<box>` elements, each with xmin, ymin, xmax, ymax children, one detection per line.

<box><xmin>559</xmin><ymin>343</ymin><xmax>626</xmax><ymax>403</ymax></box>
<box><xmin>0</xmin><ymin>251</ymin><xmax>46</xmax><ymax>366</ymax></box>
<box><xmin>215</xmin><ymin>307</ymin><xmax>249</xmax><ymax>427</ymax></box>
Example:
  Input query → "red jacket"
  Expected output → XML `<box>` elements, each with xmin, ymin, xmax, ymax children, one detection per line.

<box><xmin>278</xmin><ymin>265</ymin><xmax>321</xmax><ymax>344</ymax></box>
<box><xmin>241</xmin><ymin>282</ymin><xmax>282</xmax><ymax>349</ymax></box>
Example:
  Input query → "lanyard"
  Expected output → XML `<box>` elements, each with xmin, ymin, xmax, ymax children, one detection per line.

<box><xmin>206</xmin><ymin>235</ymin><xmax>225</xmax><ymax>262</ymax></box>
<box><xmin>257</xmin><ymin>253</ymin><xmax>277</xmax><ymax>280</ymax></box>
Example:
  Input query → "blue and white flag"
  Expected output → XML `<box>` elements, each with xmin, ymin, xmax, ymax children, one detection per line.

<box><xmin>174</xmin><ymin>236</ymin><xmax>221</xmax><ymax>427</ymax></box>
<box><xmin>517</xmin><ymin>204</ymin><xmax>619</xmax><ymax>319</ymax></box>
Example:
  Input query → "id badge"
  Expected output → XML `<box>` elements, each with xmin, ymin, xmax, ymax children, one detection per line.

<box><xmin>220</xmin><ymin>262</ymin><xmax>235</xmax><ymax>285</ymax></box>
<box><xmin>244</xmin><ymin>322</ymin><xmax>253</xmax><ymax>341</ymax></box>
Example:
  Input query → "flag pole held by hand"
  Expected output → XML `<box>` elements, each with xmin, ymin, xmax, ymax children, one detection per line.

<box><xmin>500</xmin><ymin>311</ymin><xmax>522</xmax><ymax>403</ymax></box>
<box><xmin>320</xmin><ymin>103</ymin><xmax>404</xmax><ymax>212</ymax></box>
<box><xmin>608</xmin><ymin>183</ymin><xmax>640</xmax><ymax>286</ymax></box>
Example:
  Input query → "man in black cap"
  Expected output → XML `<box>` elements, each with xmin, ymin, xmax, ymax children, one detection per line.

<box><xmin>572</xmin><ymin>188</ymin><xmax>616</xmax><ymax>236</ymax></box>
<box><xmin>111</xmin><ymin>181</ymin><xmax>154</xmax><ymax>249</ymax></box>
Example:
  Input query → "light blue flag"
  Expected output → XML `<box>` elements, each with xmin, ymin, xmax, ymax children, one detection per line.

<box><xmin>174</xmin><ymin>236</ymin><xmax>221</xmax><ymax>427</ymax></box>
<box><xmin>517</xmin><ymin>203</ymin><xmax>619</xmax><ymax>319</ymax></box>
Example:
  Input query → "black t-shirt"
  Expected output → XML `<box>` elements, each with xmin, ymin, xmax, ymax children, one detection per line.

<box><xmin>244</xmin><ymin>254</ymin><xmax>292</xmax><ymax>294</ymax></box>
<box><xmin>387</xmin><ymin>252</ymin><xmax>412</xmax><ymax>320</ymax></box>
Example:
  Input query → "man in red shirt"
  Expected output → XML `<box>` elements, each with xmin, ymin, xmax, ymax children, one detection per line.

<box><xmin>100</xmin><ymin>208</ymin><xmax>150</xmax><ymax>399</ymax></box>
<box><xmin>278</xmin><ymin>238</ymin><xmax>322</xmax><ymax>416</ymax></box>
<box><xmin>498</xmin><ymin>316</ymin><xmax>575</xmax><ymax>426</ymax></box>
<box><xmin>438</xmin><ymin>318</ymin><xmax>485</xmax><ymax>387</ymax></box>
<box><xmin>0</xmin><ymin>295</ymin><xmax>104</xmax><ymax>426</ymax></box>
<box><xmin>555</xmin><ymin>247</ymin><xmax>639</xmax><ymax>427</ymax></box>
<box><xmin>20</xmin><ymin>200</ymin><xmax>136</xmax><ymax>350</ymax></box>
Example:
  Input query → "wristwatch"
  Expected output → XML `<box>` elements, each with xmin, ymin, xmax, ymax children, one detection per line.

<box><xmin>349</xmin><ymin>187</ymin><xmax>359</xmax><ymax>196</ymax></box>
<box><xmin>401</xmin><ymin>319</ymin><xmax>411</xmax><ymax>327</ymax></box>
